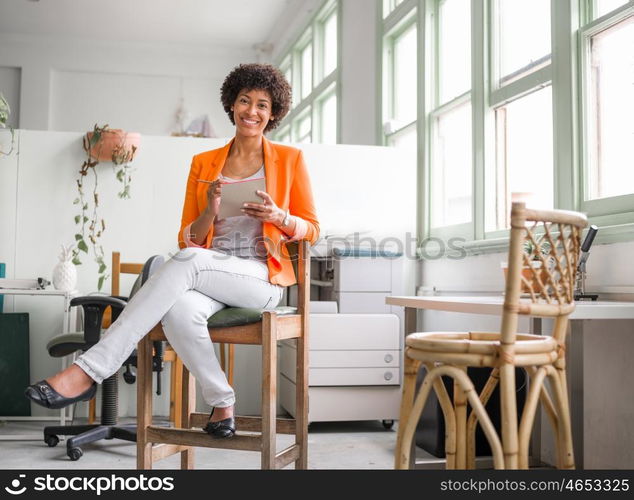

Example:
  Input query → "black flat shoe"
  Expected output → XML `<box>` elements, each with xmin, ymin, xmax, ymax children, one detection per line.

<box><xmin>203</xmin><ymin>408</ymin><xmax>235</xmax><ymax>439</ymax></box>
<box><xmin>24</xmin><ymin>380</ymin><xmax>97</xmax><ymax>410</ymax></box>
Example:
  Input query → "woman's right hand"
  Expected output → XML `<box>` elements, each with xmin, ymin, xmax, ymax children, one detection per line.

<box><xmin>204</xmin><ymin>180</ymin><xmax>222</xmax><ymax>218</ymax></box>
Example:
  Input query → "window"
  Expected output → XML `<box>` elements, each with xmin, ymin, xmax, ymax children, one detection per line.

<box><xmin>595</xmin><ymin>0</ymin><xmax>629</xmax><ymax>18</ymax></box>
<box><xmin>294</xmin><ymin>110</ymin><xmax>312</xmax><ymax>144</ymax></box>
<box><xmin>383</xmin><ymin>0</ymin><xmax>406</xmax><ymax>19</ymax></box>
<box><xmin>429</xmin><ymin>0</ymin><xmax>472</xmax><ymax>232</ymax></box>
<box><xmin>382</xmin><ymin>0</ymin><xmax>634</xmax><ymax>248</ymax></box>
<box><xmin>300</xmin><ymin>42</ymin><xmax>313</xmax><ymax>100</ymax></box>
<box><xmin>496</xmin><ymin>0</ymin><xmax>551</xmax><ymax>86</ymax></box>
<box><xmin>383</xmin><ymin>9</ymin><xmax>417</xmax><ymax>145</ymax></box>
<box><xmin>489</xmin><ymin>86</ymin><xmax>554</xmax><ymax>230</ymax></box>
<box><xmin>586</xmin><ymin>16</ymin><xmax>634</xmax><ymax>200</ymax></box>
<box><xmin>431</xmin><ymin>102</ymin><xmax>472</xmax><ymax>228</ymax></box>
<box><xmin>272</xmin><ymin>0</ymin><xmax>339</xmax><ymax>144</ymax></box>
<box><xmin>318</xmin><ymin>90</ymin><xmax>337</xmax><ymax>144</ymax></box>
<box><xmin>322</xmin><ymin>10</ymin><xmax>338</xmax><ymax>77</ymax></box>
<box><xmin>439</xmin><ymin>0</ymin><xmax>471</xmax><ymax>103</ymax></box>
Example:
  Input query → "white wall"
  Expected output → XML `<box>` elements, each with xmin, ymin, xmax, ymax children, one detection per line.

<box><xmin>0</xmin><ymin>33</ymin><xmax>255</xmax><ymax>136</ymax></box>
<box><xmin>0</xmin><ymin>129</ymin><xmax>412</xmax><ymax>418</ymax></box>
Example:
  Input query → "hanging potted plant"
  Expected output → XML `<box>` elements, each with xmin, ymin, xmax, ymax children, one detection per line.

<box><xmin>73</xmin><ymin>124</ymin><xmax>140</xmax><ymax>290</ymax></box>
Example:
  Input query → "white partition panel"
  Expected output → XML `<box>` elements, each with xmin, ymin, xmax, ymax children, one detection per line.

<box><xmin>1</xmin><ymin>130</ymin><xmax>413</xmax><ymax>416</ymax></box>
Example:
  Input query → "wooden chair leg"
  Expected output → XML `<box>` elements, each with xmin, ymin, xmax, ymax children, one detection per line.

<box><xmin>295</xmin><ymin>319</ymin><xmax>309</xmax><ymax>470</ymax></box>
<box><xmin>227</xmin><ymin>344</ymin><xmax>235</xmax><ymax>386</ymax></box>
<box><xmin>467</xmin><ymin>368</ymin><xmax>499</xmax><ymax>469</ymax></box>
<box><xmin>395</xmin><ymin>353</ymin><xmax>421</xmax><ymax>469</ymax></box>
<box><xmin>548</xmin><ymin>367</ymin><xmax>575</xmax><ymax>469</ymax></box>
<box><xmin>180</xmin><ymin>364</ymin><xmax>195</xmax><ymax>470</ymax></box>
<box><xmin>454</xmin><ymin>367</ymin><xmax>468</xmax><ymax>469</ymax></box>
<box><xmin>136</xmin><ymin>334</ymin><xmax>154</xmax><ymax>470</ymax></box>
<box><xmin>173</xmin><ymin>357</ymin><xmax>183</xmax><ymax>429</ymax></box>
<box><xmin>427</xmin><ymin>363</ymin><xmax>458</xmax><ymax>470</ymax></box>
<box><xmin>261</xmin><ymin>312</ymin><xmax>277</xmax><ymax>469</ymax></box>
<box><xmin>169</xmin><ymin>359</ymin><xmax>175</xmax><ymax>424</ymax></box>
<box><xmin>219</xmin><ymin>343</ymin><xmax>226</xmax><ymax>374</ymax></box>
<box><xmin>88</xmin><ymin>397</ymin><xmax>96</xmax><ymax>424</ymax></box>
<box><xmin>395</xmin><ymin>362</ymin><xmax>439</xmax><ymax>469</ymax></box>
<box><xmin>518</xmin><ymin>366</ymin><xmax>548</xmax><ymax>469</ymax></box>
<box><xmin>499</xmin><ymin>363</ymin><xmax>520</xmax><ymax>469</ymax></box>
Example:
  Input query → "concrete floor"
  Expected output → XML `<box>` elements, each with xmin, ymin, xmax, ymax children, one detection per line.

<box><xmin>0</xmin><ymin>418</ymin><xmax>437</xmax><ymax>470</ymax></box>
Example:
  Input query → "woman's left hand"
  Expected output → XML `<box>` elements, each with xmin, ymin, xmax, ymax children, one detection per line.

<box><xmin>241</xmin><ymin>190</ymin><xmax>284</xmax><ymax>226</ymax></box>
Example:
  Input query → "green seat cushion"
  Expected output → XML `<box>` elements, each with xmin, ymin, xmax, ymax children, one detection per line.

<box><xmin>47</xmin><ymin>307</ymin><xmax>297</xmax><ymax>356</ymax></box>
<box><xmin>207</xmin><ymin>306</ymin><xmax>297</xmax><ymax>329</ymax></box>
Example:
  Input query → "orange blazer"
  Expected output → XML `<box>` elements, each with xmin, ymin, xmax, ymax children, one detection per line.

<box><xmin>177</xmin><ymin>137</ymin><xmax>320</xmax><ymax>287</ymax></box>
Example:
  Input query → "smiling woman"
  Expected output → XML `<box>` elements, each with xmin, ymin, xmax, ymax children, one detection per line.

<box><xmin>26</xmin><ymin>63</ymin><xmax>319</xmax><ymax>441</ymax></box>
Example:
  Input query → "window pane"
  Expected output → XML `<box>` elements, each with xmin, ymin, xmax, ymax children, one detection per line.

<box><xmin>320</xmin><ymin>93</ymin><xmax>337</xmax><ymax>144</ymax></box>
<box><xmin>323</xmin><ymin>12</ymin><xmax>338</xmax><ymax>77</ymax></box>
<box><xmin>587</xmin><ymin>17</ymin><xmax>634</xmax><ymax>200</ymax></box>
<box><xmin>596</xmin><ymin>0</ymin><xmax>628</xmax><ymax>18</ymax></box>
<box><xmin>296</xmin><ymin>113</ymin><xmax>312</xmax><ymax>144</ymax></box>
<box><xmin>283</xmin><ymin>65</ymin><xmax>292</xmax><ymax>90</ymax></box>
<box><xmin>387</xmin><ymin>124</ymin><xmax>417</xmax><ymax>151</ymax></box>
<box><xmin>498</xmin><ymin>0</ymin><xmax>551</xmax><ymax>83</ymax></box>
<box><xmin>301</xmin><ymin>43</ymin><xmax>313</xmax><ymax>100</ymax></box>
<box><xmin>277</xmin><ymin>127</ymin><xmax>291</xmax><ymax>143</ymax></box>
<box><xmin>393</xmin><ymin>24</ymin><xmax>417</xmax><ymax>124</ymax></box>
<box><xmin>431</xmin><ymin>102</ymin><xmax>472</xmax><ymax>227</ymax></box>
<box><xmin>384</xmin><ymin>0</ymin><xmax>405</xmax><ymax>18</ymax></box>
<box><xmin>439</xmin><ymin>0</ymin><xmax>471</xmax><ymax>103</ymax></box>
<box><xmin>488</xmin><ymin>86</ymin><xmax>553</xmax><ymax>231</ymax></box>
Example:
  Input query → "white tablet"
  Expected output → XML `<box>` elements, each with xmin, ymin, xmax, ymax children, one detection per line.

<box><xmin>218</xmin><ymin>177</ymin><xmax>266</xmax><ymax>219</ymax></box>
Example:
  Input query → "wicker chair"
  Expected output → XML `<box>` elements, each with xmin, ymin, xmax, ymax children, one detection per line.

<box><xmin>395</xmin><ymin>202</ymin><xmax>587</xmax><ymax>469</ymax></box>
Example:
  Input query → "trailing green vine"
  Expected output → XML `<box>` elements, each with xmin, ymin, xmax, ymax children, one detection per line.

<box><xmin>72</xmin><ymin>124</ymin><xmax>137</xmax><ymax>291</ymax></box>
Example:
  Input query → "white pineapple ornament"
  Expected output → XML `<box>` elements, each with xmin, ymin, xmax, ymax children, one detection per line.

<box><xmin>52</xmin><ymin>244</ymin><xmax>77</xmax><ymax>291</ymax></box>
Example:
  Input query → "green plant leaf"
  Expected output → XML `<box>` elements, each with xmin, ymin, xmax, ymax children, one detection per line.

<box><xmin>77</xmin><ymin>239</ymin><xmax>88</xmax><ymax>253</ymax></box>
<box><xmin>97</xmin><ymin>275</ymin><xmax>105</xmax><ymax>291</ymax></box>
<box><xmin>73</xmin><ymin>198</ymin><xmax>80</xmax><ymax>205</ymax></box>
<box><xmin>74</xmin><ymin>215</ymin><xmax>80</xmax><ymax>224</ymax></box>
<box><xmin>83</xmin><ymin>216</ymin><xmax>89</xmax><ymax>223</ymax></box>
<box><xmin>72</xmin><ymin>256</ymin><xmax>82</xmax><ymax>265</ymax></box>
<box><xmin>98</xmin><ymin>262</ymin><xmax>107</xmax><ymax>274</ymax></box>
<box><xmin>75</xmin><ymin>233</ymin><xmax>83</xmax><ymax>241</ymax></box>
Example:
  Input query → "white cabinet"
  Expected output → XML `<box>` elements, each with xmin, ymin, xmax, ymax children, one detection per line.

<box><xmin>280</xmin><ymin>253</ymin><xmax>412</xmax><ymax>424</ymax></box>
<box><xmin>280</xmin><ymin>314</ymin><xmax>402</xmax><ymax>423</ymax></box>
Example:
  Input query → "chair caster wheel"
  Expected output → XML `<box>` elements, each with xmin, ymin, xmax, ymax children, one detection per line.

<box><xmin>68</xmin><ymin>447</ymin><xmax>83</xmax><ymax>461</ymax></box>
<box><xmin>45</xmin><ymin>435</ymin><xmax>59</xmax><ymax>447</ymax></box>
<box><xmin>382</xmin><ymin>420</ymin><xmax>394</xmax><ymax>430</ymax></box>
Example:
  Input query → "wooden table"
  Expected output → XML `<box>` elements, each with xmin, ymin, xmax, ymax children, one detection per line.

<box><xmin>386</xmin><ymin>295</ymin><xmax>634</xmax><ymax>469</ymax></box>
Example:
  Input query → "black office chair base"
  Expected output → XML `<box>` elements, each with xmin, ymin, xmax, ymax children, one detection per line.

<box><xmin>43</xmin><ymin>423</ymin><xmax>136</xmax><ymax>461</ymax></box>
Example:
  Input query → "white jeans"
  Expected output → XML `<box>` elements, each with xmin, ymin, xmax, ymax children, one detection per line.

<box><xmin>74</xmin><ymin>247</ymin><xmax>284</xmax><ymax>408</ymax></box>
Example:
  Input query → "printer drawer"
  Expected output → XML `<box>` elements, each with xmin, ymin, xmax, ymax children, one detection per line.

<box><xmin>281</xmin><ymin>345</ymin><xmax>400</xmax><ymax>386</ymax></box>
<box><xmin>310</xmin><ymin>367</ymin><xmax>400</xmax><ymax>386</ymax></box>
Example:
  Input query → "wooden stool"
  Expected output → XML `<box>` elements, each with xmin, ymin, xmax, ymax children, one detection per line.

<box><xmin>395</xmin><ymin>202</ymin><xmax>588</xmax><ymax>469</ymax></box>
<box><xmin>136</xmin><ymin>241</ymin><xmax>310</xmax><ymax>470</ymax></box>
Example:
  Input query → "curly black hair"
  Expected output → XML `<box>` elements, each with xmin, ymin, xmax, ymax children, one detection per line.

<box><xmin>220</xmin><ymin>63</ymin><xmax>292</xmax><ymax>133</ymax></box>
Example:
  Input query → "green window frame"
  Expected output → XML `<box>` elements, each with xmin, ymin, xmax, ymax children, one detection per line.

<box><xmin>387</xmin><ymin>0</ymin><xmax>634</xmax><ymax>253</ymax></box>
<box><xmin>578</xmin><ymin>1</ymin><xmax>634</xmax><ymax>234</ymax></box>
<box><xmin>272</xmin><ymin>0</ymin><xmax>340</xmax><ymax>144</ymax></box>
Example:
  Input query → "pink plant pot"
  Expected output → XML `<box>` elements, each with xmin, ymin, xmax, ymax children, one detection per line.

<box><xmin>86</xmin><ymin>129</ymin><xmax>141</xmax><ymax>162</ymax></box>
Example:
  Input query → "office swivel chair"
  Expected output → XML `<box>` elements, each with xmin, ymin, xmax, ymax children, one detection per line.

<box><xmin>42</xmin><ymin>255</ymin><xmax>165</xmax><ymax>461</ymax></box>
